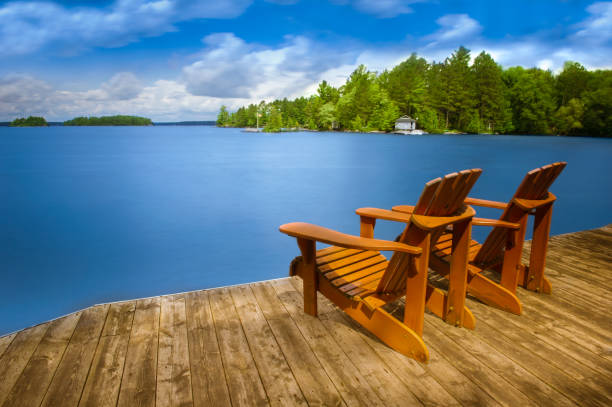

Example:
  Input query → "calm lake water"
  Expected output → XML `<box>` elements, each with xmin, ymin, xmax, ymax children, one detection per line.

<box><xmin>1</xmin><ymin>126</ymin><xmax>611</xmax><ymax>335</ymax></box>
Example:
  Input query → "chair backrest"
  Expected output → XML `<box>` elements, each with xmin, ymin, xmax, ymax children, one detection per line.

<box><xmin>472</xmin><ymin>162</ymin><xmax>566</xmax><ymax>268</ymax></box>
<box><xmin>377</xmin><ymin>169</ymin><xmax>482</xmax><ymax>294</ymax></box>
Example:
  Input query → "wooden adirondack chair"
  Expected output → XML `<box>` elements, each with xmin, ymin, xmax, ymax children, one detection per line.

<box><xmin>394</xmin><ymin>162</ymin><xmax>566</xmax><ymax>315</ymax></box>
<box><xmin>279</xmin><ymin>169</ymin><xmax>481</xmax><ymax>362</ymax></box>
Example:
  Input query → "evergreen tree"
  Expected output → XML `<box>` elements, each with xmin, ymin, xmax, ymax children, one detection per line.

<box><xmin>263</xmin><ymin>106</ymin><xmax>283</xmax><ymax>132</ymax></box>
<box><xmin>216</xmin><ymin>105</ymin><xmax>230</xmax><ymax>126</ymax></box>
<box><xmin>444</xmin><ymin>46</ymin><xmax>475</xmax><ymax>130</ymax></box>
<box><xmin>383</xmin><ymin>53</ymin><xmax>428</xmax><ymax>115</ymax></box>
<box><xmin>336</xmin><ymin>65</ymin><xmax>377</xmax><ymax>129</ymax></box>
<box><xmin>556</xmin><ymin>62</ymin><xmax>589</xmax><ymax>107</ymax></box>
<box><xmin>317</xmin><ymin>80</ymin><xmax>339</xmax><ymax>104</ymax></box>
<box><xmin>425</xmin><ymin>62</ymin><xmax>448</xmax><ymax>129</ymax></box>
<box><xmin>471</xmin><ymin>51</ymin><xmax>509</xmax><ymax>133</ymax></box>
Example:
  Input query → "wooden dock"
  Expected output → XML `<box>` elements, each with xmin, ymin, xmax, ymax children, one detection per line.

<box><xmin>0</xmin><ymin>225</ymin><xmax>610</xmax><ymax>406</ymax></box>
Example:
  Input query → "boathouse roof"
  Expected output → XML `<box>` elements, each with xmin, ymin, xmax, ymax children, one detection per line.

<box><xmin>395</xmin><ymin>115</ymin><xmax>416</xmax><ymax>123</ymax></box>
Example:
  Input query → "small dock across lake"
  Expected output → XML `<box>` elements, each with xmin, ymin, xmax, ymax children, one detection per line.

<box><xmin>0</xmin><ymin>225</ymin><xmax>611</xmax><ymax>406</ymax></box>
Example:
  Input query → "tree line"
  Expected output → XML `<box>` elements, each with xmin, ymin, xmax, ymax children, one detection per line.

<box><xmin>63</xmin><ymin>115</ymin><xmax>152</xmax><ymax>126</ymax></box>
<box><xmin>10</xmin><ymin>116</ymin><xmax>48</xmax><ymax>127</ymax></box>
<box><xmin>217</xmin><ymin>47</ymin><xmax>611</xmax><ymax>137</ymax></box>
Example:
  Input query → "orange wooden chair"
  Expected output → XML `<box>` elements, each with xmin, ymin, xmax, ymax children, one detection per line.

<box><xmin>394</xmin><ymin>162</ymin><xmax>566</xmax><ymax>315</ymax></box>
<box><xmin>279</xmin><ymin>169</ymin><xmax>481</xmax><ymax>362</ymax></box>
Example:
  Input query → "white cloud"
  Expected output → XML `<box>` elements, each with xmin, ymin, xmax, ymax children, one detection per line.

<box><xmin>0</xmin><ymin>75</ymin><xmax>54</xmax><ymax>118</ymax></box>
<box><xmin>102</xmin><ymin>72</ymin><xmax>144</xmax><ymax>100</ymax></box>
<box><xmin>182</xmin><ymin>33</ymin><xmax>356</xmax><ymax>99</ymax></box>
<box><xmin>331</xmin><ymin>0</ymin><xmax>423</xmax><ymax>18</ymax></box>
<box><xmin>572</xmin><ymin>2</ymin><xmax>612</xmax><ymax>44</ymax></box>
<box><xmin>424</xmin><ymin>14</ymin><xmax>482</xmax><ymax>46</ymax></box>
<box><xmin>0</xmin><ymin>0</ymin><xmax>253</xmax><ymax>56</ymax></box>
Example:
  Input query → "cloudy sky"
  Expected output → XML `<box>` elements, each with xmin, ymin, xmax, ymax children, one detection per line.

<box><xmin>1</xmin><ymin>0</ymin><xmax>611</xmax><ymax>121</ymax></box>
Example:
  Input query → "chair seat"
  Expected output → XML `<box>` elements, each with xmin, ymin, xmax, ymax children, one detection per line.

<box><xmin>432</xmin><ymin>232</ymin><xmax>482</xmax><ymax>262</ymax></box>
<box><xmin>315</xmin><ymin>246</ymin><xmax>388</xmax><ymax>297</ymax></box>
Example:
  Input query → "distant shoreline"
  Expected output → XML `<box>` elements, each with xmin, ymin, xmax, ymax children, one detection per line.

<box><xmin>0</xmin><ymin>121</ymin><xmax>217</xmax><ymax>127</ymax></box>
<box><xmin>0</xmin><ymin>123</ymin><xmax>608</xmax><ymax>138</ymax></box>
<box><xmin>227</xmin><ymin>126</ymin><xmax>612</xmax><ymax>138</ymax></box>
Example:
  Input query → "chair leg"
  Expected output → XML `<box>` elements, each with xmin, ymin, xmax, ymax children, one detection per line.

<box><xmin>446</xmin><ymin>218</ymin><xmax>471</xmax><ymax>327</ymax></box>
<box><xmin>500</xmin><ymin>215</ymin><xmax>528</xmax><ymax>293</ymax></box>
<box><xmin>403</xmin><ymin>230</ymin><xmax>431</xmax><ymax>337</ymax></box>
<box><xmin>425</xmin><ymin>285</ymin><xmax>476</xmax><ymax>329</ymax></box>
<box><xmin>297</xmin><ymin>238</ymin><xmax>318</xmax><ymax>316</ymax></box>
<box><xmin>526</xmin><ymin>203</ymin><xmax>553</xmax><ymax>293</ymax></box>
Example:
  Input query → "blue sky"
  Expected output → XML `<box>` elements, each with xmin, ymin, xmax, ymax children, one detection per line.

<box><xmin>1</xmin><ymin>0</ymin><xmax>611</xmax><ymax>121</ymax></box>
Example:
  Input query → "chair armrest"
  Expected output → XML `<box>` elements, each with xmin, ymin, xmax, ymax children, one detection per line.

<box><xmin>358</xmin><ymin>205</ymin><xmax>476</xmax><ymax>231</ymax></box>
<box><xmin>391</xmin><ymin>205</ymin><xmax>415</xmax><ymax>214</ymax></box>
<box><xmin>355</xmin><ymin>207</ymin><xmax>413</xmax><ymax>223</ymax></box>
<box><xmin>473</xmin><ymin>218</ymin><xmax>520</xmax><ymax>229</ymax></box>
<box><xmin>513</xmin><ymin>192</ymin><xmax>557</xmax><ymax>211</ymax></box>
<box><xmin>411</xmin><ymin>206</ymin><xmax>476</xmax><ymax>230</ymax></box>
<box><xmin>465</xmin><ymin>197</ymin><xmax>508</xmax><ymax>209</ymax></box>
<box><xmin>279</xmin><ymin>222</ymin><xmax>422</xmax><ymax>255</ymax></box>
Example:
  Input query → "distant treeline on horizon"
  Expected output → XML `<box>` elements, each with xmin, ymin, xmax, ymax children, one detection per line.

<box><xmin>217</xmin><ymin>47</ymin><xmax>611</xmax><ymax>137</ymax></box>
<box><xmin>3</xmin><ymin>116</ymin><xmax>217</xmax><ymax>127</ymax></box>
<box><xmin>64</xmin><ymin>115</ymin><xmax>153</xmax><ymax>126</ymax></box>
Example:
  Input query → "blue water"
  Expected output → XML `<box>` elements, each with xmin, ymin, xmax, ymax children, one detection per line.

<box><xmin>1</xmin><ymin>126</ymin><xmax>611</xmax><ymax>335</ymax></box>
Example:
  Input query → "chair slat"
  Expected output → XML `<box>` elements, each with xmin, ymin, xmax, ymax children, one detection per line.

<box><xmin>514</xmin><ymin>168</ymin><xmax>541</xmax><ymax>199</ymax></box>
<box><xmin>316</xmin><ymin>248</ymin><xmax>365</xmax><ymax>265</ymax></box>
<box><xmin>329</xmin><ymin>263</ymin><xmax>387</xmax><ymax>287</ymax></box>
<box><xmin>448</xmin><ymin>169</ymin><xmax>482</xmax><ymax>214</ymax></box>
<box><xmin>318</xmin><ymin>250</ymin><xmax>376</xmax><ymax>269</ymax></box>
<box><xmin>413</xmin><ymin>178</ymin><xmax>442</xmax><ymax>215</ymax></box>
<box><xmin>321</xmin><ymin>255</ymin><xmax>387</xmax><ymax>281</ymax></box>
<box><xmin>427</xmin><ymin>173</ymin><xmax>459</xmax><ymax>216</ymax></box>
<box><xmin>340</xmin><ymin>271</ymin><xmax>385</xmax><ymax>296</ymax></box>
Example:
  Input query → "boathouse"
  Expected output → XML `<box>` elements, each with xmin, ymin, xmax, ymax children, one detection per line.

<box><xmin>395</xmin><ymin>115</ymin><xmax>417</xmax><ymax>131</ymax></box>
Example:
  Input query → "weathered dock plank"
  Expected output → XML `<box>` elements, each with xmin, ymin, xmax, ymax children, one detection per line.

<box><xmin>0</xmin><ymin>224</ymin><xmax>610</xmax><ymax>407</ymax></box>
<box><xmin>250</xmin><ymin>282</ymin><xmax>345</xmax><ymax>406</ymax></box>
<box><xmin>79</xmin><ymin>302</ymin><xmax>135</xmax><ymax>407</ymax></box>
<box><xmin>271</xmin><ymin>279</ymin><xmax>386</xmax><ymax>406</ymax></box>
<box><xmin>41</xmin><ymin>304</ymin><xmax>109</xmax><ymax>407</ymax></box>
<box><xmin>116</xmin><ymin>297</ymin><xmax>161</xmax><ymax>407</ymax></box>
<box><xmin>209</xmin><ymin>287</ymin><xmax>269</xmax><ymax>406</ymax></box>
<box><xmin>156</xmin><ymin>295</ymin><xmax>194</xmax><ymax>407</ymax></box>
<box><xmin>230</xmin><ymin>284</ymin><xmax>308</xmax><ymax>407</ymax></box>
<box><xmin>1</xmin><ymin>312</ymin><xmax>80</xmax><ymax>407</ymax></box>
<box><xmin>0</xmin><ymin>324</ymin><xmax>48</xmax><ymax>406</ymax></box>
<box><xmin>0</xmin><ymin>333</ymin><xmax>15</xmax><ymax>359</ymax></box>
<box><xmin>184</xmin><ymin>290</ymin><xmax>232</xmax><ymax>407</ymax></box>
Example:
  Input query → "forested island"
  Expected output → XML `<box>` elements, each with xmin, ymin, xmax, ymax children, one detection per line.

<box><xmin>10</xmin><ymin>116</ymin><xmax>48</xmax><ymax>127</ymax></box>
<box><xmin>64</xmin><ymin>115</ymin><xmax>152</xmax><ymax>126</ymax></box>
<box><xmin>217</xmin><ymin>47</ymin><xmax>611</xmax><ymax>137</ymax></box>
